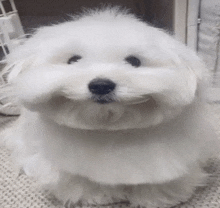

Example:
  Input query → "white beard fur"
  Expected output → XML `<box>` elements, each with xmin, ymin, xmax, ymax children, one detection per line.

<box><xmin>2</xmin><ymin>7</ymin><xmax>220</xmax><ymax>208</ymax></box>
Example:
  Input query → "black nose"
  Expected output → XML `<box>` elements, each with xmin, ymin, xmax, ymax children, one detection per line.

<box><xmin>88</xmin><ymin>78</ymin><xmax>116</xmax><ymax>95</ymax></box>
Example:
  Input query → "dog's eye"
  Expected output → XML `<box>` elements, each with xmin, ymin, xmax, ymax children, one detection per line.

<box><xmin>125</xmin><ymin>56</ymin><xmax>141</xmax><ymax>67</ymax></box>
<box><xmin>67</xmin><ymin>55</ymin><xmax>82</xmax><ymax>64</ymax></box>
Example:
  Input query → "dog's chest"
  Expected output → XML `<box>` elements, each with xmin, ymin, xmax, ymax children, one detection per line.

<box><xmin>29</xmin><ymin>116</ymin><xmax>200</xmax><ymax>185</ymax></box>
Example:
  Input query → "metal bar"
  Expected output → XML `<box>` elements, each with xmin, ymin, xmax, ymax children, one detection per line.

<box><xmin>0</xmin><ymin>1</ymin><xmax>7</xmax><ymax>16</ymax></box>
<box><xmin>0</xmin><ymin>33</ymin><xmax>8</xmax><ymax>56</ymax></box>
<box><xmin>0</xmin><ymin>11</ymin><xmax>17</xmax><ymax>17</ymax></box>
<box><xmin>173</xmin><ymin>0</ymin><xmax>188</xmax><ymax>44</ymax></box>
<box><xmin>186</xmin><ymin>0</ymin><xmax>200</xmax><ymax>50</ymax></box>
<box><xmin>9</xmin><ymin>0</ymin><xmax>17</xmax><ymax>12</ymax></box>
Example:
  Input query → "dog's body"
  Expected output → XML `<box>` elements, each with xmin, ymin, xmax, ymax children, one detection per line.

<box><xmin>2</xmin><ymin>8</ymin><xmax>220</xmax><ymax>207</ymax></box>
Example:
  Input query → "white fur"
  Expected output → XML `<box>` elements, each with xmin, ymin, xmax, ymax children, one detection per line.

<box><xmin>2</xmin><ymin>8</ymin><xmax>220</xmax><ymax>208</ymax></box>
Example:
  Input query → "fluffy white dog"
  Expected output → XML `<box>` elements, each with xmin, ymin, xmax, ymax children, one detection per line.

<box><xmin>2</xmin><ymin>8</ymin><xmax>220</xmax><ymax>208</ymax></box>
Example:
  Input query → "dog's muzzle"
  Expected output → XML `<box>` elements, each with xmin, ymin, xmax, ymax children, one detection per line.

<box><xmin>88</xmin><ymin>78</ymin><xmax>116</xmax><ymax>104</ymax></box>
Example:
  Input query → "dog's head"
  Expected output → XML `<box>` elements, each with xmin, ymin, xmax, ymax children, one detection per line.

<box><xmin>7</xmin><ymin>9</ymin><xmax>207</xmax><ymax>130</ymax></box>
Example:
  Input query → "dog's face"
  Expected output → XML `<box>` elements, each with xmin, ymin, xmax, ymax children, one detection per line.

<box><xmin>8</xmin><ymin>10</ymin><xmax>205</xmax><ymax>130</ymax></box>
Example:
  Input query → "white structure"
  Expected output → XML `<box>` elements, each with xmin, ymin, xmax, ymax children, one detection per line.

<box><xmin>0</xmin><ymin>0</ymin><xmax>24</xmax><ymax>63</ymax></box>
<box><xmin>174</xmin><ymin>0</ymin><xmax>201</xmax><ymax>50</ymax></box>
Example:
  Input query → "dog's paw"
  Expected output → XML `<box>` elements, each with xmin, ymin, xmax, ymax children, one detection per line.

<box><xmin>65</xmin><ymin>194</ymin><xmax>129</xmax><ymax>208</ymax></box>
<box><xmin>83</xmin><ymin>194</ymin><xmax>128</xmax><ymax>206</ymax></box>
<box><xmin>55</xmin><ymin>173</ymin><xmax>128</xmax><ymax>207</ymax></box>
<box><xmin>130</xmin><ymin>169</ymin><xmax>207</xmax><ymax>208</ymax></box>
<box><xmin>64</xmin><ymin>200</ymin><xmax>83</xmax><ymax>208</ymax></box>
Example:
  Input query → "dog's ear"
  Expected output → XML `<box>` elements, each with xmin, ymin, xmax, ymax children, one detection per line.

<box><xmin>3</xmin><ymin>27</ymin><xmax>50</xmax><ymax>83</ymax></box>
<box><xmin>177</xmin><ymin>46</ymin><xmax>210</xmax><ymax>99</ymax></box>
<box><xmin>2</xmin><ymin>57</ymin><xmax>35</xmax><ymax>83</ymax></box>
<box><xmin>160</xmin><ymin>32</ymin><xmax>209</xmax><ymax>100</ymax></box>
<box><xmin>2</xmin><ymin>32</ymin><xmax>42</xmax><ymax>83</ymax></box>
